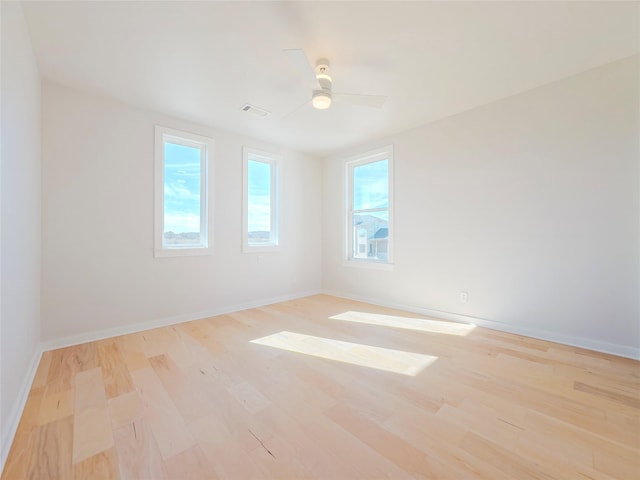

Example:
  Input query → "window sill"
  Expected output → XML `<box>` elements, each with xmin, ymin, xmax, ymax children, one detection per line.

<box><xmin>343</xmin><ymin>259</ymin><xmax>394</xmax><ymax>271</ymax></box>
<box><xmin>154</xmin><ymin>247</ymin><xmax>213</xmax><ymax>258</ymax></box>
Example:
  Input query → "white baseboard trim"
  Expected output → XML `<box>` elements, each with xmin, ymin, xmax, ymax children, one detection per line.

<box><xmin>41</xmin><ymin>289</ymin><xmax>322</xmax><ymax>352</ymax></box>
<box><xmin>322</xmin><ymin>289</ymin><xmax>640</xmax><ymax>360</ymax></box>
<box><xmin>1</xmin><ymin>348</ymin><xmax>42</xmax><ymax>476</ymax></box>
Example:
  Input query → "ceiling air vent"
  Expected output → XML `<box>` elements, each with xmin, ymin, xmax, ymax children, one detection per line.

<box><xmin>240</xmin><ymin>103</ymin><xmax>270</xmax><ymax>117</ymax></box>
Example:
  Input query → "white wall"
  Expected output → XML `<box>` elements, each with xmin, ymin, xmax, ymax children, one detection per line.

<box><xmin>323</xmin><ymin>55</ymin><xmax>640</xmax><ymax>357</ymax></box>
<box><xmin>41</xmin><ymin>83</ymin><xmax>322</xmax><ymax>342</ymax></box>
<box><xmin>0</xmin><ymin>0</ymin><xmax>42</xmax><ymax>465</ymax></box>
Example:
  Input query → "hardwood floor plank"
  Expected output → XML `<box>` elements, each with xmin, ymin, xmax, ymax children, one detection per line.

<box><xmin>3</xmin><ymin>387</ymin><xmax>46</xmax><ymax>474</ymax></box>
<box><xmin>108</xmin><ymin>391</ymin><xmax>144</xmax><ymax>430</ymax></box>
<box><xmin>31</xmin><ymin>351</ymin><xmax>53</xmax><ymax>389</ymax></box>
<box><xmin>251</xmin><ymin>405</ymin><xmax>358</xmax><ymax>479</ymax></box>
<box><xmin>197</xmin><ymin>438</ymin><xmax>264</xmax><ymax>480</ymax></box>
<box><xmin>189</xmin><ymin>413</ymin><xmax>266</xmax><ymax>479</ymax></box>
<box><xmin>3</xmin><ymin>416</ymin><xmax>74</xmax><ymax>479</ymax></box>
<box><xmin>37</xmin><ymin>387</ymin><xmax>75</xmax><ymax>425</ymax></box>
<box><xmin>296</xmin><ymin>416</ymin><xmax>416</xmax><ymax>479</ymax></box>
<box><xmin>73</xmin><ymin>367</ymin><xmax>114</xmax><ymax>464</ymax></box>
<box><xmin>515</xmin><ymin>434</ymin><xmax>620</xmax><ymax>480</ymax></box>
<box><xmin>98</xmin><ymin>340</ymin><xmax>134</xmax><ymax>399</ymax></box>
<box><xmin>113</xmin><ymin>419</ymin><xmax>167</xmax><ymax>480</ymax></box>
<box><xmin>74</xmin><ymin>367</ymin><xmax>108</xmax><ymax>412</ymax></box>
<box><xmin>117</xmin><ymin>332</ymin><xmax>146</xmax><ymax>354</ymax></box>
<box><xmin>247</xmin><ymin>434</ymin><xmax>313</xmax><ymax>479</ymax></box>
<box><xmin>461</xmin><ymin>431</ymin><xmax>557</xmax><ymax>480</ymax></box>
<box><xmin>164</xmin><ymin>325</ymin><xmax>201</xmax><ymax>369</ymax></box>
<box><xmin>227</xmin><ymin>381</ymin><xmax>272</xmax><ymax>414</ymax></box>
<box><xmin>73</xmin><ymin>407</ymin><xmax>114</xmax><ymax>465</ymax></box>
<box><xmin>129</xmin><ymin>367</ymin><xmax>196</xmax><ymax>459</ymax></box>
<box><xmin>140</xmin><ymin>328</ymin><xmax>176</xmax><ymax>358</ymax></box>
<box><xmin>325</xmin><ymin>401</ymin><xmax>432</xmax><ymax>477</ymax></box>
<box><xmin>593</xmin><ymin>439</ymin><xmax>640</xmax><ymax>479</ymax></box>
<box><xmin>46</xmin><ymin>344</ymin><xmax>101</xmax><ymax>394</ymax></box>
<box><xmin>574</xmin><ymin>381</ymin><xmax>640</xmax><ymax>409</ymax></box>
<box><xmin>72</xmin><ymin>447</ymin><xmax>120</xmax><ymax>480</ymax></box>
<box><xmin>163</xmin><ymin>444</ymin><xmax>217</xmax><ymax>480</ymax></box>
<box><xmin>382</xmin><ymin>411</ymin><xmax>512</xmax><ymax>480</ymax></box>
<box><xmin>122</xmin><ymin>350</ymin><xmax>150</xmax><ymax>372</ymax></box>
<box><xmin>148</xmin><ymin>353</ymin><xmax>221</xmax><ymax>423</ymax></box>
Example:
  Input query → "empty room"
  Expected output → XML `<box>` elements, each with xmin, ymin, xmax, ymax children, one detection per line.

<box><xmin>1</xmin><ymin>1</ymin><xmax>639</xmax><ymax>478</ymax></box>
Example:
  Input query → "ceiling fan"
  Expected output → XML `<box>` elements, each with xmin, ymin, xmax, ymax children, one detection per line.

<box><xmin>283</xmin><ymin>49</ymin><xmax>387</xmax><ymax>112</ymax></box>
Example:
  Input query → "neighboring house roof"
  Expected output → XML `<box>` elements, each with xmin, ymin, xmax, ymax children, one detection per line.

<box><xmin>373</xmin><ymin>227</ymin><xmax>388</xmax><ymax>240</ymax></box>
<box><xmin>353</xmin><ymin>214</ymin><xmax>388</xmax><ymax>240</ymax></box>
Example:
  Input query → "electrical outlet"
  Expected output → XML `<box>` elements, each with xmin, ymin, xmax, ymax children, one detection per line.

<box><xmin>460</xmin><ymin>291</ymin><xmax>468</xmax><ymax>303</ymax></box>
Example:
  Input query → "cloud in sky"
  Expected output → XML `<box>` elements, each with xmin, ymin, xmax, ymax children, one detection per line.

<box><xmin>164</xmin><ymin>212</ymin><xmax>201</xmax><ymax>233</ymax></box>
<box><xmin>248</xmin><ymin>194</ymin><xmax>271</xmax><ymax>232</ymax></box>
<box><xmin>164</xmin><ymin>142</ymin><xmax>202</xmax><ymax>233</ymax></box>
<box><xmin>354</xmin><ymin>159</ymin><xmax>388</xmax><ymax>210</ymax></box>
<box><xmin>247</xmin><ymin>159</ymin><xmax>272</xmax><ymax>233</ymax></box>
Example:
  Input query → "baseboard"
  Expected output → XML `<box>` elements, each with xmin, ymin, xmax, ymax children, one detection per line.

<box><xmin>41</xmin><ymin>289</ymin><xmax>322</xmax><ymax>352</ymax></box>
<box><xmin>322</xmin><ymin>289</ymin><xmax>640</xmax><ymax>360</ymax></box>
<box><xmin>1</xmin><ymin>347</ymin><xmax>42</xmax><ymax>476</ymax></box>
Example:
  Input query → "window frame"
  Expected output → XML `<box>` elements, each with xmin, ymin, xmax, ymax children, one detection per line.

<box><xmin>154</xmin><ymin>125</ymin><xmax>214</xmax><ymax>258</ymax></box>
<box><xmin>344</xmin><ymin>145</ymin><xmax>394</xmax><ymax>268</ymax></box>
<box><xmin>242</xmin><ymin>147</ymin><xmax>281</xmax><ymax>253</ymax></box>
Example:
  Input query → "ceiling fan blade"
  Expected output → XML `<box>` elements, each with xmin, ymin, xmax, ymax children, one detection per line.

<box><xmin>283</xmin><ymin>49</ymin><xmax>321</xmax><ymax>90</ymax></box>
<box><xmin>333</xmin><ymin>93</ymin><xmax>387</xmax><ymax>108</ymax></box>
<box><xmin>280</xmin><ymin>99</ymin><xmax>311</xmax><ymax>121</ymax></box>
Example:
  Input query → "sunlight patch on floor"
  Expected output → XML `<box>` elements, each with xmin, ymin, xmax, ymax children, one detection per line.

<box><xmin>328</xmin><ymin>310</ymin><xmax>476</xmax><ymax>336</ymax></box>
<box><xmin>250</xmin><ymin>331</ymin><xmax>437</xmax><ymax>376</ymax></box>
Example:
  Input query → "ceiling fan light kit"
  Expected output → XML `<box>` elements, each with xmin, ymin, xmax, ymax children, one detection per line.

<box><xmin>312</xmin><ymin>90</ymin><xmax>332</xmax><ymax>110</ymax></box>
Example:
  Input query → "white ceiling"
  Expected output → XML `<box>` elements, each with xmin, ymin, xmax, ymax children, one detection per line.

<box><xmin>21</xmin><ymin>1</ymin><xmax>639</xmax><ymax>156</ymax></box>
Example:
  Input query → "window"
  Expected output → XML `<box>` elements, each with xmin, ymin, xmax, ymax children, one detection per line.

<box><xmin>346</xmin><ymin>145</ymin><xmax>393</xmax><ymax>266</ymax></box>
<box><xmin>154</xmin><ymin>126</ymin><xmax>213</xmax><ymax>257</ymax></box>
<box><xmin>243</xmin><ymin>147</ymin><xmax>280</xmax><ymax>252</ymax></box>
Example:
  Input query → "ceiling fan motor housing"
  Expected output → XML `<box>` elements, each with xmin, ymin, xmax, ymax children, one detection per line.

<box><xmin>312</xmin><ymin>63</ymin><xmax>333</xmax><ymax>109</ymax></box>
<box><xmin>316</xmin><ymin>64</ymin><xmax>332</xmax><ymax>90</ymax></box>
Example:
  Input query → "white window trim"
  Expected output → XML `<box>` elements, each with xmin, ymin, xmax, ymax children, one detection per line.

<box><xmin>242</xmin><ymin>147</ymin><xmax>281</xmax><ymax>253</ymax></box>
<box><xmin>344</xmin><ymin>145</ymin><xmax>394</xmax><ymax>268</ymax></box>
<box><xmin>154</xmin><ymin>126</ymin><xmax>214</xmax><ymax>258</ymax></box>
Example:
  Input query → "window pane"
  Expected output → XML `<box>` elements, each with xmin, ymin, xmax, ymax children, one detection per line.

<box><xmin>352</xmin><ymin>211</ymin><xmax>389</xmax><ymax>261</ymax></box>
<box><xmin>353</xmin><ymin>159</ymin><xmax>388</xmax><ymax>211</ymax></box>
<box><xmin>163</xmin><ymin>141</ymin><xmax>202</xmax><ymax>246</ymax></box>
<box><xmin>247</xmin><ymin>159</ymin><xmax>272</xmax><ymax>244</ymax></box>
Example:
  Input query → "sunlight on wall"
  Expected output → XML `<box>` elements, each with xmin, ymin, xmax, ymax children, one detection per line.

<box><xmin>250</xmin><ymin>331</ymin><xmax>437</xmax><ymax>376</ymax></box>
<box><xmin>329</xmin><ymin>311</ymin><xmax>476</xmax><ymax>336</ymax></box>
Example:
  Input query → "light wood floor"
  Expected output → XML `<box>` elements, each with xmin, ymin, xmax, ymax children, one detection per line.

<box><xmin>2</xmin><ymin>294</ymin><xmax>639</xmax><ymax>479</ymax></box>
